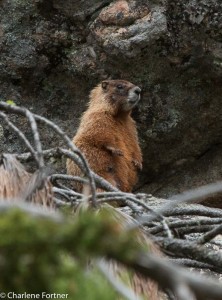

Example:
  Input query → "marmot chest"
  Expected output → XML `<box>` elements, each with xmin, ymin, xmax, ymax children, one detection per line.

<box><xmin>112</xmin><ymin>119</ymin><xmax>138</xmax><ymax>158</ymax></box>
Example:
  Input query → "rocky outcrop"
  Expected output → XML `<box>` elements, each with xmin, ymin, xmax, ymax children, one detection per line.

<box><xmin>90</xmin><ymin>1</ymin><xmax>166</xmax><ymax>57</ymax></box>
<box><xmin>0</xmin><ymin>0</ymin><xmax>222</xmax><ymax>198</ymax></box>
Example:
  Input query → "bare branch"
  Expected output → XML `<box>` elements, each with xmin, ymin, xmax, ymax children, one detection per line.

<box><xmin>51</xmin><ymin>174</ymin><xmax>89</xmax><ymax>185</ymax></box>
<box><xmin>25</xmin><ymin>110</ymin><xmax>44</xmax><ymax>168</ymax></box>
<box><xmin>196</xmin><ymin>224</ymin><xmax>222</xmax><ymax>245</ymax></box>
<box><xmin>0</xmin><ymin>101</ymin><xmax>97</xmax><ymax>207</ymax></box>
<box><xmin>139</xmin><ymin>203</ymin><xmax>222</xmax><ymax>224</ymax></box>
<box><xmin>169</xmin><ymin>258</ymin><xmax>221</xmax><ymax>272</ymax></box>
<box><xmin>0</xmin><ymin>112</ymin><xmax>39</xmax><ymax>165</ymax></box>
<box><xmin>33</xmin><ymin>112</ymin><xmax>97</xmax><ymax>206</ymax></box>
<box><xmin>149</xmin><ymin>217</ymin><xmax>222</xmax><ymax>235</ymax></box>
<box><xmin>52</xmin><ymin>187</ymin><xmax>82</xmax><ymax>202</ymax></box>
<box><xmin>170</xmin><ymin>182</ymin><xmax>222</xmax><ymax>204</ymax></box>
<box><xmin>16</xmin><ymin>148</ymin><xmax>61</xmax><ymax>162</ymax></box>
<box><xmin>122</xmin><ymin>252</ymin><xmax>222</xmax><ymax>300</ymax></box>
<box><xmin>156</xmin><ymin>237</ymin><xmax>222</xmax><ymax>271</ymax></box>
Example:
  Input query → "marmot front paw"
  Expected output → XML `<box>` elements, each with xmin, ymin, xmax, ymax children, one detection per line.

<box><xmin>132</xmin><ymin>159</ymin><xmax>142</xmax><ymax>170</ymax></box>
<box><xmin>106</xmin><ymin>146</ymin><xmax>124</xmax><ymax>156</ymax></box>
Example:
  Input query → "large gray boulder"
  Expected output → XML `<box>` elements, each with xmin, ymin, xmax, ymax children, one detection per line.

<box><xmin>0</xmin><ymin>0</ymin><xmax>222</xmax><ymax>197</ymax></box>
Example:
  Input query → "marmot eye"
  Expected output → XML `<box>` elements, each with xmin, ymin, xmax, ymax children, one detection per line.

<box><xmin>117</xmin><ymin>84</ymin><xmax>124</xmax><ymax>90</ymax></box>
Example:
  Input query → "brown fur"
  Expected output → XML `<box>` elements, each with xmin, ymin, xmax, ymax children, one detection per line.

<box><xmin>66</xmin><ymin>79</ymin><xmax>142</xmax><ymax>192</ymax></box>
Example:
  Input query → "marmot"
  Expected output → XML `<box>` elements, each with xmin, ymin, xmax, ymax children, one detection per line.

<box><xmin>67</xmin><ymin>84</ymin><xmax>164</xmax><ymax>300</ymax></box>
<box><xmin>66</xmin><ymin>79</ymin><xmax>142</xmax><ymax>192</ymax></box>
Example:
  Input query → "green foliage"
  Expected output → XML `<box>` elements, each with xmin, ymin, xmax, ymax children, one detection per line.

<box><xmin>6</xmin><ymin>100</ymin><xmax>16</xmax><ymax>106</ymax></box>
<box><xmin>0</xmin><ymin>206</ymin><xmax>143</xmax><ymax>299</ymax></box>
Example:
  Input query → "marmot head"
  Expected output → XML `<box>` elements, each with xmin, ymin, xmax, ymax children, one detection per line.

<box><xmin>89</xmin><ymin>80</ymin><xmax>141</xmax><ymax>115</ymax></box>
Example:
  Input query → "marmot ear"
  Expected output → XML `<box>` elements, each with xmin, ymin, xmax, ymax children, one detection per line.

<box><xmin>102</xmin><ymin>81</ymin><xmax>109</xmax><ymax>90</ymax></box>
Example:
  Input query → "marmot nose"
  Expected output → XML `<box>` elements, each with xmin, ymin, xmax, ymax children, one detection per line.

<box><xmin>133</xmin><ymin>86</ymin><xmax>141</xmax><ymax>96</ymax></box>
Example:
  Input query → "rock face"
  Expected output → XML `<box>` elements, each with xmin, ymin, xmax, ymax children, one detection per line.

<box><xmin>0</xmin><ymin>0</ymin><xmax>222</xmax><ymax>198</ymax></box>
